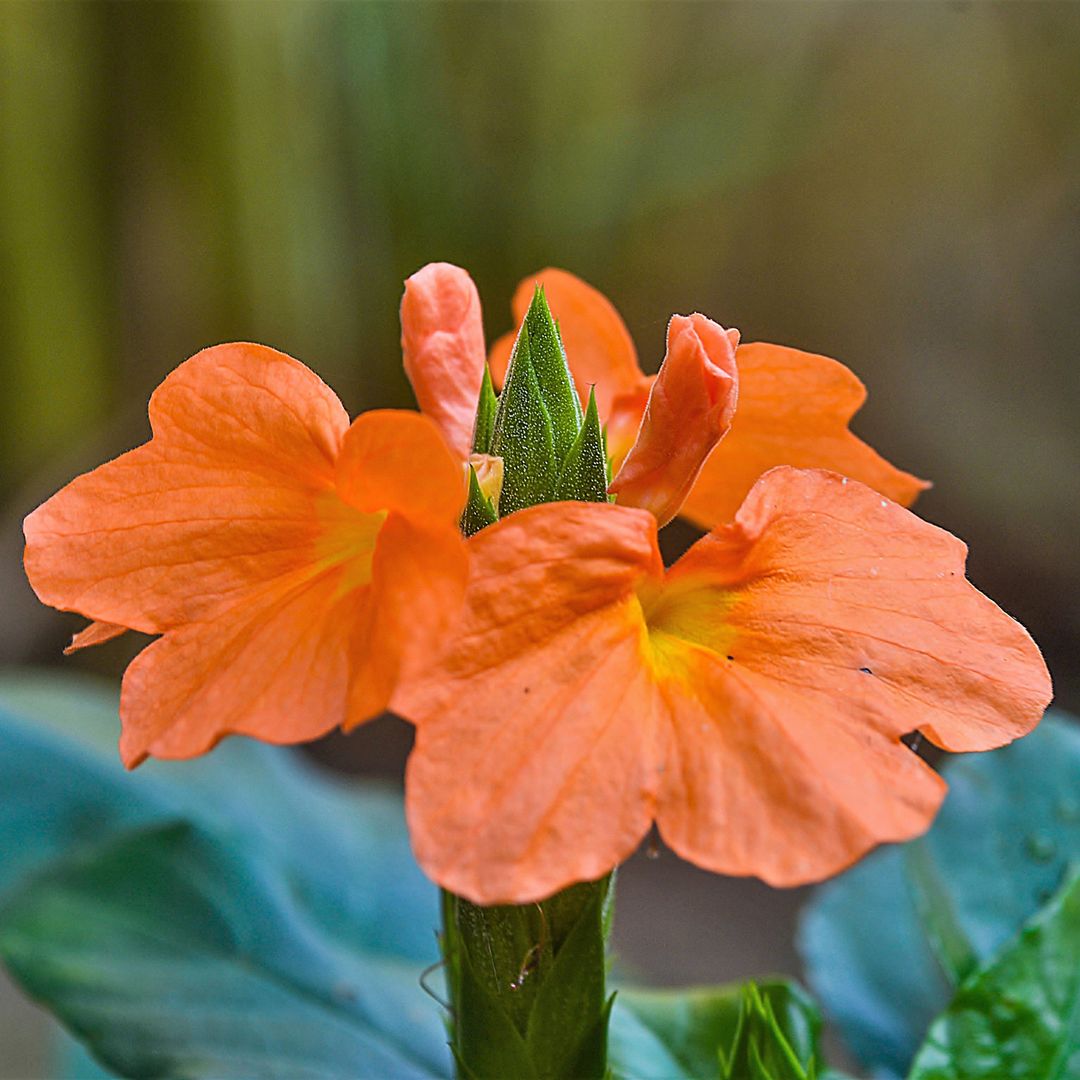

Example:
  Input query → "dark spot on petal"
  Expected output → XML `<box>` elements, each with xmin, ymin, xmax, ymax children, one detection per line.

<box><xmin>726</xmin><ymin>655</ymin><xmax>734</xmax><ymax>662</ymax></box>
<box><xmin>859</xmin><ymin>666</ymin><xmax>873</xmax><ymax>675</ymax></box>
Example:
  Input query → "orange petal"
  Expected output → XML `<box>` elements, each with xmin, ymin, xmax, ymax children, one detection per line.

<box><xmin>610</xmin><ymin>314</ymin><xmax>738</xmax><ymax>527</ymax></box>
<box><xmin>680</xmin><ymin>342</ymin><xmax>930</xmax><ymax>529</ymax></box>
<box><xmin>395</xmin><ymin>501</ymin><xmax>663</xmax><ymax>904</ymax></box>
<box><xmin>646</xmin><ymin>467</ymin><xmax>1051</xmax><ymax>885</ymax></box>
<box><xmin>24</xmin><ymin>343</ymin><xmax>348</xmax><ymax>635</ymax></box>
<box><xmin>488</xmin><ymin>269</ymin><xmax>650</xmax><ymax>418</ymax></box>
<box><xmin>64</xmin><ymin>620</ymin><xmax>128</xmax><ymax>655</ymax></box>
<box><xmin>119</xmin><ymin>566</ymin><xmax>357</xmax><ymax>767</ymax></box>
<box><xmin>335</xmin><ymin>409</ymin><xmax>465</xmax><ymax>525</ymax></box>
<box><xmin>401</xmin><ymin>263</ymin><xmax>487</xmax><ymax>459</ymax></box>
<box><xmin>347</xmin><ymin>513</ymin><xmax>469</xmax><ymax>727</ymax></box>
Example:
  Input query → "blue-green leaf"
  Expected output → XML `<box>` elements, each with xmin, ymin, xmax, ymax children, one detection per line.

<box><xmin>908</xmin><ymin>869</ymin><xmax>1080</xmax><ymax>1080</ymax></box>
<box><xmin>798</xmin><ymin>712</ymin><xmax>1080</xmax><ymax>1078</ymax></box>
<box><xmin>0</xmin><ymin>670</ymin><xmax>439</xmax><ymax>965</ymax></box>
<box><xmin>0</xmin><ymin>822</ymin><xmax>450</xmax><ymax>1079</ymax></box>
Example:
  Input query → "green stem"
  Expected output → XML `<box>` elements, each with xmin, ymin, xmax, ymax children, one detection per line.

<box><xmin>441</xmin><ymin>876</ymin><xmax>614</xmax><ymax>1080</ymax></box>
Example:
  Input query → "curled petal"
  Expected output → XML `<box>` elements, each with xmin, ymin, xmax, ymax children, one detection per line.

<box><xmin>401</xmin><ymin>263</ymin><xmax>487</xmax><ymax>459</ymax></box>
<box><xmin>488</xmin><ymin>268</ymin><xmax>650</xmax><ymax>418</ymax></box>
<box><xmin>24</xmin><ymin>343</ymin><xmax>349</xmax><ymax>635</ymax></box>
<box><xmin>681</xmin><ymin>342</ymin><xmax>929</xmax><ymax>528</ymax></box>
<box><xmin>610</xmin><ymin>314</ymin><xmax>739</xmax><ymax>527</ymax></box>
<box><xmin>650</xmin><ymin>467</ymin><xmax>1052</xmax><ymax>884</ymax></box>
<box><xmin>64</xmin><ymin>620</ymin><xmax>127</xmax><ymax>655</ymax></box>
<box><xmin>335</xmin><ymin>409</ymin><xmax>465</xmax><ymax>525</ymax></box>
<box><xmin>395</xmin><ymin>502</ymin><xmax>663</xmax><ymax>904</ymax></box>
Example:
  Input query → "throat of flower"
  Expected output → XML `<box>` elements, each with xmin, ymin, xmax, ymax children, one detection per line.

<box><xmin>635</xmin><ymin>575</ymin><xmax>739</xmax><ymax>681</ymax></box>
<box><xmin>315</xmin><ymin>497</ymin><xmax>389</xmax><ymax>594</ymax></box>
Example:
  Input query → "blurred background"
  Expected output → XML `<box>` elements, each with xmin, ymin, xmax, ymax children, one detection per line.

<box><xmin>2</xmin><ymin>1</ymin><xmax>1079</xmax><ymax>1074</ymax></box>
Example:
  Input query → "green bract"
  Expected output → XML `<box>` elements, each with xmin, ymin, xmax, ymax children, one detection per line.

<box><xmin>471</xmin><ymin>364</ymin><xmax>498</xmax><ymax>456</ymax></box>
<box><xmin>488</xmin><ymin>287</ymin><xmax>605</xmax><ymax>517</ymax></box>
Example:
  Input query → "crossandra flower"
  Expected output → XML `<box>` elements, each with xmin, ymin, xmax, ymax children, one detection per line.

<box><xmin>394</xmin><ymin>262</ymin><xmax>1052</xmax><ymax>905</ymax></box>
<box><xmin>23</xmin><ymin>343</ymin><xmax>468</xmax><ymax>767</ymax></box>
<box><xmin>487</xmin><ymin>267</ymin><xmax>930</xmax><ymax>528</ymax></box>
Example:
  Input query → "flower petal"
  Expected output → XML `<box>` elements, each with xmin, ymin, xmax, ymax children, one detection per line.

<box><xmin>488</xmin><ymin>269</ymin><xmax>650</xmax><ymax>418</ymax></box>
<box><xmin>648</xmin><ymin>467</ymin><xmax>1052</xmax><ymax>884</ymax></box>
<box><xmin>118</xmin><ymin>566</ymin><xmax>357</xmax><ymax>767</ymax></box>
<box><xmin>334</xmin><ymin>409</ymin><xmax>465</xmax><ymax>524</ymax></box>
<box><xmin>609</xmin><ymin>314</ymin><xmax>738</xmax><ymax>527</ymax></box>
<box><xmin>680</xmin><ymin>342</ymin><xmax>930</xmax><ymax>529</ymax></box>
<box><xmin>347</xmin><ymin>514</ymin><xmax>469</xmax><ymax>726</ymax></box>
<box><xmin>24</xmin><ymin>343</ymin><xmax>349</xmax><ymax>635</ymax></box>
<box><xmin>395</xmin><ymin>501</ymin><xmax>663</xmax><ymax>904</ymax></box>
<box><xmin>400</xmin><ymin>263</ymin><xmax>487</xmax><ymax>459</ymax></box>
<box><xmin>64</xmin><ymin>620</ymin><xmax>127</xmax><ymax>655</ymax></box>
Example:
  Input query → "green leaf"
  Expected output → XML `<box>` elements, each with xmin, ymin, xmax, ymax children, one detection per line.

<box><xmin>0</xmin><ymin>670</ymin><xmax>448</xmax><ymax>1077</ymax></box>
<box><xmin>489</xmin><ymin>320</ymin><xmax>557</xmax><ymax>514</ymax></box>
<box><xmin>0</xmin><ymin>670</ymin><xmax>439</xmax><ymax>964</ymax></box>
<box><xmin>905</xmin><ymin>839</ymin><xmax>979</xmax><ymax>986</ymax></box>
<box><xmin>461</xmin><ymin>465</ymin><xmax>498</xmax><ymax>537</ymax></box>
<box><xmin>798</xmin><ymin>711</ymin><xmax>1080</xmax><ymax>1078</ymax></box>
<box><xmin>471</xmin><ymin>364</ymin><xmax>498</xmax><ymax>455</ymax></box>
<box><xmin>521</xmin><ymin>285</ymin><xmax>582</xmax><ymax>463</ymax></box>
<box><xmin>609</xmin><ymin>979</ymin><xmax>826</xmax><ymax>1080</ymax></box>
<box><xmin>721</xmin><ymin>984</ymin><xmax>815</xmax><ymax>1080</ymax></box>
<box><xmin>908</xmin><ymin>869</ymin><xmax>1080</xmax><ymax>1080</ymax></box>
<box><xmin>0</xmin><ymin>822</ymin><xmax>450</xmax><ymax>1079</ymax></box>
<box><xmin>553</xmin><ymin>387</ymin><xmax>609</xmax><ymax>503</ymax></box>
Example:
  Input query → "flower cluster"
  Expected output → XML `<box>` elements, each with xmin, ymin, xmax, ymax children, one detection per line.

<box><xmin>24</xmin><ymin>264</ymin><xmax>1051</xmax><ymax>904</ymax></box>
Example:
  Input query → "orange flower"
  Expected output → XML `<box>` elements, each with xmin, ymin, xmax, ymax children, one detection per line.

<box><xmin>395</xmin><ymin>468</ymin><xmax>1051</xmax><ymax>904</ymax></box>
<box><xmin>24</xmin><ymin>342</ymin><xmax>467</xmax><ymax>767</ymax></box>
<box><xmin>488</xmin><ymin>268</ymin><xmax>929</xmax><ymax>528</ymax></box>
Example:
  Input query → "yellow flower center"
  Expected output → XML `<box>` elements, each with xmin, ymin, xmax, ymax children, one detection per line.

<box><xmin>315</xmin><ymin>494</ymin><xmax>388</xmax><ymax>595</ymax></box>
<box><xmin>635</xmin><ymin>573</ymin><xmax>739</xmax><ymax>682</ymax></box>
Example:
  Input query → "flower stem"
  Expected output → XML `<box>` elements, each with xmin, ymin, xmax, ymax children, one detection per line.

<box><xmin>441</xmin><ymin>875</ymin><xmax>614</xmax><ymax>1080</ymax></box>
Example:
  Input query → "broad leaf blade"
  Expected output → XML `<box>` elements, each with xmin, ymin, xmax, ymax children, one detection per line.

<box><xmin>0</xmin><ymin>823</ymin><xmax>451</xmax><ymax>1079</ymax></box>
<box><xmin>798</xmin><ymin>712</ymin><xmax>1080</xmax><ymax>1078</ymax></box>
<box><xmin>908</xmin><ymin>869</ymin><xmax>1080</xmax><ymax>1080</ymax></box>
<box><xmin>0</xmin><ymin>670</ymin><xmax>439</xmax><ymax>964</ymax></box>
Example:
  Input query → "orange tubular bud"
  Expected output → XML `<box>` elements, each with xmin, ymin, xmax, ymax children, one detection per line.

<box><xmin>609</xmin><ymin>314</ymin><xmax>739</xmax><ymax>527</ymax></box>
<box><xmin>401</xmin><ymin>263</ymin><xmax>487</xmax><ymax>459</ymax></box>
<box><xmin>467</xmin><ymin>453</ymin><xmax>504</xmax><ymax>509</ymax></box>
